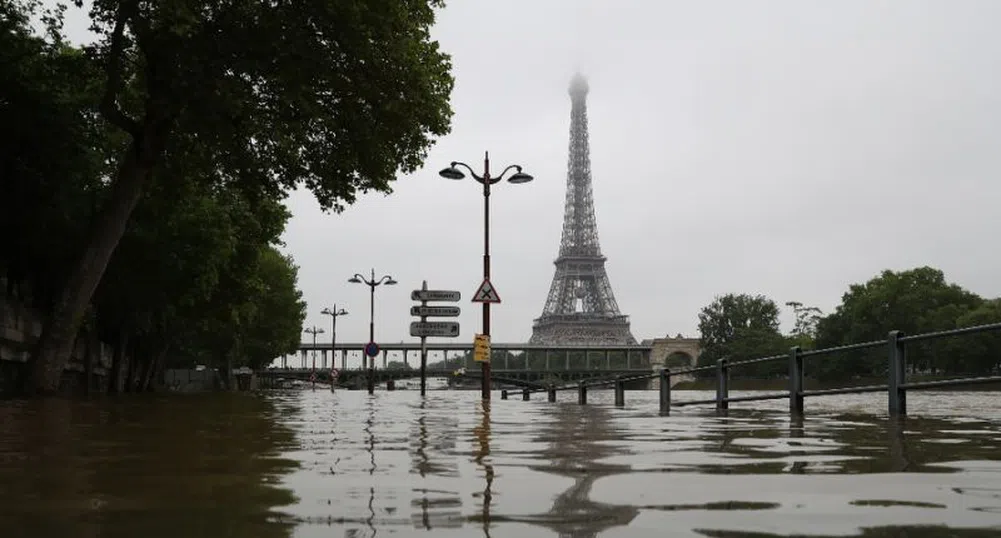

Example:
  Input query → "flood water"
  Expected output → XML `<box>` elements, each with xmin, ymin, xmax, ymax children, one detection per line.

<box><xmin>1</xmin><ymin>389</ymin><xmax>1000</xmax><ymax>538</ymax></box>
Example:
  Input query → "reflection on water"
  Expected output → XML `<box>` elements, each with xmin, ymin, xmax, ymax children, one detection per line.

<box><xmin>1</xmin><ymin>390</ymin><xmax>1001</xmax><ymax>537</ymax></box>
<box><xmin>0</xmin><ymin>393</ymin><xmax>299</xmax><ymax>538</ymax></box>
<box><xmin>473</xmin><ymin>401</ymin><xmax>494</xmax><ymax>537</ymax></box>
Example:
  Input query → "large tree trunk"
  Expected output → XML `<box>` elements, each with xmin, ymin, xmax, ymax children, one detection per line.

<box><xmin>123</xmin><ymin>349</ymin><xmax>137</xmax><ymax>393</ymax></box>
<box><xmin>149</xmin><ymin>353</ymin><xmax>169</xmax><ymax>393</ymax></box>
<box><xmin>107</xmin><ymin>330</ymin><xmax>128</xmax><ymax>395</ymax></box>
<box><xmin>82</xmin><ymin>332</ymin><xmax>93</xmax><ymax>397</ymax></box>
<box><xmin>27</xmin><ymin>140</ymin><xmax>159</xmax><ymax>395</ymax></box>
<box><xmin>141</xmin><ymin>345</ymin><xmax>169</xmax><ymax>392</ymax></box>
<box><xmin>128</xmin><ymin>346</ymin><xmax>147</xmax><ymax>393</ymax></box>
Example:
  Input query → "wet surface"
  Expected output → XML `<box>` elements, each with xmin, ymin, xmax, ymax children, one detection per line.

<box><xmin>0</xmin><ymin>389</ymin><xmax>999</xmax><ymax>537</ymax></box>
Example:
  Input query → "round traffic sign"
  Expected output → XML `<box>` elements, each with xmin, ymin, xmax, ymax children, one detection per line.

<box><xmin>330</xmin><ymin>368</ymin><xmax>339</xmax><ymax>378</ymax></box>
<box><xmin>365</xmin><ymin>342</ymin><xmax>380</xmax><ymax>357</ymax></box>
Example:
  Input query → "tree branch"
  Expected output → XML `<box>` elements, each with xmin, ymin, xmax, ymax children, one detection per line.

<box><xmin>99</xmin><ymin>0</ymin><xmax>140</xmax><ymax>137</ymax></box>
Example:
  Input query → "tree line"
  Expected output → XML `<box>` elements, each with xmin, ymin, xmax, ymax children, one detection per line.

<box><xmin>695</xmin><ymin>266</ymin><xmax>1001</xmax><ymax>381</ymax></box>
<box><xmin>1</xmin><ymin>1</ymin><xmax>454</xmax><ymax>394</ymax></box>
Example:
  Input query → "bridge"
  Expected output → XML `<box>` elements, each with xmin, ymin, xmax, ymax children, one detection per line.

<box><xmin>256</xmin><ymin>366</ymin><xmax>656</xmax><ymax>391</ymax></box>
<box><xmin>270</xmin><ymin>336</ymin><xmax>702</xmax><ymax>390</ymax></box>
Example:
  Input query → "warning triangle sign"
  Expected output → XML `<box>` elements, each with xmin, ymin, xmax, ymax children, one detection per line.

<box><xmin>472</xmin><ymin>279</ymin><xmax>501</xmax><ymax>304</ymax></box>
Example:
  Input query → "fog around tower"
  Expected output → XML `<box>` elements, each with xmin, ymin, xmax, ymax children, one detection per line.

<box><xmin>52</xmin><ymin>1</ymin><xmax>1001</xmax><ymax>349</ymax></box>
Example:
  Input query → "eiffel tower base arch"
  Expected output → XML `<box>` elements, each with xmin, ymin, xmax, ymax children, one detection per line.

<box><xmin>529</xmin><ymin>317</ymin><xmax>637</xmax><ymax>346</ymax></box>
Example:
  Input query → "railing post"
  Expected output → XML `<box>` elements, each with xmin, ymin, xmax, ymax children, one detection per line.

<box><xmin>614</xmin><ymin>376</ymin><xmax>625</xmax><ymax>407</ymax></box>
<box><xmin>522</xmin><ymin>388</ymin><xmax>530</xmax><ymax>401</ymax></box>
<box><xmin>501</xmin><ymin>389</ymin><xmax>508</xmax><ymax>400</ymax></box>
<box><xmin>548</xmin><ymin>384</ymin><xmax>556</xmax><ymax>403</ymax></box>
<box><xmin>659</xmin><ymin>368</ymin><xmax>671</xmax><ymax>416</ymax></box>
<box><xmin>716</xmin><ymin>358</ymin><xmax>729</xmax><ymax>412</ymax></box>
<box><xmin>578</xmin><ymin>381</ymin><xmax>587</xmax><ymax>405</ymax></box>
<box><xmin>788</xmin><ymin>346</ymin><xmax>804</xmax><ymax>415</ymax></box>
<box><xmin>888</xmin><ymin>330</ymin><xmax>907</xmax><ymax>416</ymax></box>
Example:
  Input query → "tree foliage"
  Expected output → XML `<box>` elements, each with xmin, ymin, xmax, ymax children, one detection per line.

<box><xmin>690</xmin><ymin>268</ymin><xmax>1001</xmax><ymax>384</ymax></box>
<box><xmin>815</xmin><ymin>267</ymin><xmax>998</xmax><ymax>380</ymax></box>
<box><xmin>696</xmin><ymin>293</ymin><xmax>787</xmax><ymax>377</ymax></box>
<box><xmin>0</xmin><ymin>2</ymin><xmax>108</xmax><ymax>308</ymax></box>
<box><xmin>2</xmin><ymin>0</ymin><xmax>455</xmax><ymax>393</ymax></box>
<box><xmin>2</xmin><ymin>1</ymin><xmax>446</xmax><ymax>393</ymax></box>
<box><xmin>785</xmin><ymin>301</ymin><xmax>823</xmax><ymax>345</ymax></box>
<box><xmin>817</xmin><ymin>267</ymin><xmax>981</xmax><ymax>346</ymax></box>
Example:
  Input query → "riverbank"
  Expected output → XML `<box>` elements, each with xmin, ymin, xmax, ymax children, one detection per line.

<box><xmin>673</xmin><ymin>375</ymin><xmax>1001</xmax><ymax>391</ymax></box>
<box><xmin>1</xmin><ymin>293</ymin><xmax>119</xmax><ymax>396</ymax></box>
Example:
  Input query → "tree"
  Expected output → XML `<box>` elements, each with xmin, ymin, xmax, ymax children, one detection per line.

<box><xmin>237</xmin><ymin>247</ymin><xmax>308</xmax><ymax>370</ymax></box>
<box><xmin>814</xmin><ymin>267</ymin><xmax>985</xmax><ymax>380</ymax></box>
<box><xmin>785</xmin><ymin>301</ymin><xmax>823</xmax><ymax>341</ymax></box>
<box><xmin>696</xmin><ymin>293</ymin><xmax>786</xmax><ymax>377</ymax></box>
<box><xmin>164</xmin><ymin>192</ymin><xmax>301</xmax><ymax>388</ymax></box>
<box><xmin>95</xmin><ymin>174</ymin><xmax>226</xmax><ymax>382</ymax></box>
<box><xmin>92</xmin><ymin>173</ymin><xmax>294</xmax><ymax>391</ymax></box>
<box><xmin>0</xmin><ymin>2</ymin><xmax>110</xmax><ymax>310</ymax></box>
<box><xmin>932</xmin><ymin>299</ymin><xmax>1001</xmax><ymax>375</ymax></box>
<box><xmin>29</xmin><ymin>0</ymin><xmax>455</xmax><ymax>393</ymax></box>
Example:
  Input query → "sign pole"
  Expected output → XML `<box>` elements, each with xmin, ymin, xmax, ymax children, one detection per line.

<box><xmin>420</xmin><ymin>280</ymin><xmax>428</xmax><ymax>397</ymax></box>
<box><xmin>410</xmin><ymin>285</ymin><xmax>462</xmax><ymax>395</ymax></box>
<box><xmin>482</xmin><ymin>153</ymin><xmax>492</xmax><ymax>401</ymax></box>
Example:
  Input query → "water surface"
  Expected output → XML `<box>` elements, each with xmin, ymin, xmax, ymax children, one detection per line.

<box><xmin>1</xmin><ymin>389</ymin><xmax>1000</xmax><ymax>537</ymax></box>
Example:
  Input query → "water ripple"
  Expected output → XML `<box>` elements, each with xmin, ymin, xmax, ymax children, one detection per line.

<box><xmin>1</xmin><ymin>389</ymin><xmax>999</xmax><ymax>537</ymax></box>
<box><xmin>267</xmin><ymin>389</ymin><xmax>1001</xmax><ymax>537</ymax></box>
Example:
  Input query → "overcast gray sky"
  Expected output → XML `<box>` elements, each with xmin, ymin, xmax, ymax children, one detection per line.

<box><xmin>59</xmin><ymin>2</ymin><xmax>1001</xmax><ymax>359</ymax></box>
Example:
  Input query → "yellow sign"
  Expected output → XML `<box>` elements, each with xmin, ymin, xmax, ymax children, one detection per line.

<box><xmin>473</xmin><ymin>333</ymin><xmax>491</xmax><ymax>362</ymax></box>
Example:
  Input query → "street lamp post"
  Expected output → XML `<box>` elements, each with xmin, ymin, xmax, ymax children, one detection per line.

<box><xmin>349</xmin><ymin>269</ymin><xmax>397</xmax><ymax>394</ymax></box>
<box><xmin>304</xmin><ymin>325</ymin><xmax>325</xmax><ymax>389</ymax></box>
<box><xmin>439</xmin><ymin>151</ymin><xmax>533</xmax><ymax>401</ymax></box>
<box><xmin>321</xmin><ymin>305</ymin><xmax>349</xmax><ymax>374</ymax></box>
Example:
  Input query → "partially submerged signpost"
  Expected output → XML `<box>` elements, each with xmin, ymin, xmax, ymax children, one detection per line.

<box><xmin>410</xmin><ymin>281</ymin><xmax>461</xmax><ymax>396</ymax></box>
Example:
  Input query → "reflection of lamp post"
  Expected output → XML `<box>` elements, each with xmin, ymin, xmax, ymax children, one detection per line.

<box><xmin>304</xmin><ymin>326</ymin><xmax>324</xmax><ymax>389</ymax></box>
<box><xmin>440</xmin><ymin>152</ymin><xmax>533</xmax><ymax>401</ymax></box>
<box><xmin>473</xmin><ymin>400</ymin><xmax>494</xmax><ymax>530</ymax></box>
<box><xmin>320</xmin><ymin>305</ymin><xmax>348</xmax><ymax>371</ymax></box>
<box><xmin>349</xmin><ymin>269</ymin><xmax>397</xmax><ymax>394</ymax></box>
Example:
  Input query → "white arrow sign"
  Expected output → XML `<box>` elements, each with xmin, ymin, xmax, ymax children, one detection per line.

<box><xmin>410</xmin><ymin>321</ymin><xmax>460</xmax><ymax>338</ymax></box>
<box><xmin>410</xmin><ymin>305</ymin><xmax>461</xmax><ymax>317</ymax></box>
<box><xmin>411</xmin><ymin>290</ymin><xmax>461</xmax><ymax>302</ymax></box>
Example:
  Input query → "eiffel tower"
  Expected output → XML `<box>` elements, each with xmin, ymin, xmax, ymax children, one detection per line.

<box><xmin>529</xmin><ymin>74</ymin><xmax>637</xmax><ymax>346</ymax></box>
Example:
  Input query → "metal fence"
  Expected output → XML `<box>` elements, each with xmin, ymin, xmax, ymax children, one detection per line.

<box><xmin>503</xmin><ymin>323</ymin><xmax>1001</xmax><ymax>417</ymax></box>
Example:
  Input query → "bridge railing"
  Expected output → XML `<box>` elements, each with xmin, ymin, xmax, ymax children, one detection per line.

<box><xmin>505</xmin><ymin>322</ymin><xmax>1001</xmax><ymax>417</ymax></box>
<box><xmin>278</xmin><ymin>344</ymin><xmax>653</xmax><ymax>372</ymax></box>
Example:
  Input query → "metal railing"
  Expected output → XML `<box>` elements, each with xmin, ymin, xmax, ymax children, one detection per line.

<box><xmin>500</xmin><ymin>323</ymin><xmax>1001</xmax><ymax>416</ymax></box>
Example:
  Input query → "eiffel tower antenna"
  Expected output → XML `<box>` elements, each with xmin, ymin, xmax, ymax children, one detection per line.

<box><xmin>529</xmin><ymin>74</ymin><xmax>636</xmax><ymax>345</ymax></box>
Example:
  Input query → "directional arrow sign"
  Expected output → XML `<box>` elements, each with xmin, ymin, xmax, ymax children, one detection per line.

<box><xmin>411</xmin><ymin>289</ymin><xmax>461</xmax><ymax>302</ymax></box>
<box><xmin>410</xmin><ymin>321</ymin><xmax>460</xmax><ymax>338</ymax></box>
<box><xmin>410</xmin><ymin>305</ymin><xmax>461</xmax><ymax>317</ymax></box>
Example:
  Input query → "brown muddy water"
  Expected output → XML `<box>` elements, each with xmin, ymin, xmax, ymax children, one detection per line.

<box><xmin>0</xmin><ymin>389</ymin><xmax>999</xmax><ymax>537</ymax></box>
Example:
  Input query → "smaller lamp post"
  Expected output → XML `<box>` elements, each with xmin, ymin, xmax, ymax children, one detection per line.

<box><xmin>320</xmin><ymin>305</ymin><xmax>349</xmax><ymax>372</ymax></box>
<box><xmin>349</xmin><ymin>269</ymin><xmax>397</xmax><ymax>394</ymax></box>
<box><xmin>303</xmin><ymin>326</ymin><xmax>325</xmax><ymax>389</ymax></box>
